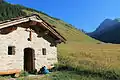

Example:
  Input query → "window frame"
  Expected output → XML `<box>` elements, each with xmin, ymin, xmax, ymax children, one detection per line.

<box><xmin>8</xmin><ymin>46</ymin><xmax>15</xmax><ymax>55</ymax></box>
<box><xmin>42</xmin><ymin>48</ymin><xmax>46</xmax><ymax>55</ymax></box>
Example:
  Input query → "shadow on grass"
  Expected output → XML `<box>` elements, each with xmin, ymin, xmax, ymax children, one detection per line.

<box><xmin>52</xmin><ymin>65</ymin><xmax>120</xmax><ymax>80</ymax></box>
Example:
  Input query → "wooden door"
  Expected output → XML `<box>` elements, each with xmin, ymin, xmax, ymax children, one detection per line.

<box><xmin>24</xmin><ymin>48</ymin><xmax>35</xmax><ymax>72</ymax></box>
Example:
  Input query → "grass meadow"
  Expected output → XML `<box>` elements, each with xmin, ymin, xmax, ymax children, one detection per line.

<box><xmin>1</xmin><ymin>9</ymin><xmax>120</xmax><ymax>80</ymax></box>
<box><xmin>15</xmin><ymin>10</ymin><xmax>120</xmax><ymax>80</ymax></box>
<box><xmin>26</xmin><ymin>43</ymin><xmax>120</xmax><ymax>80</ymax></box>
<box><xmin>2</xmin><ymin>43</ymin><xmax>120</xmax><ymax>80</ymax></box>
<box><xmin>56</xmin><ymin>43</ymin><xmax>120</xmax><ymax>80</ymax></box>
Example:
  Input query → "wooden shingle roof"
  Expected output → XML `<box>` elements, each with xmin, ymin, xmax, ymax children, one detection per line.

<box><xmin>0</xmin><ymin>14</ymin><xmax>66</xmax><ymax>43</ymax></box>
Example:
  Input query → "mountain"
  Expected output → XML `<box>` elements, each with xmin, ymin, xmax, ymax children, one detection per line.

<box><xmin>88</xmin><ymin>18</ymin><xmax>120</xmax><ymax>44</ymax></box>
<box><xmin>95</xmin><ymin>19</ymin><xmax>118</xmax><ymax>32</ymax></box>
<box><xmin>88</xmin><ymin>19</ymin><xmax>118</xmax><ymax>36</ymax></box>
<box><xmin>2</xmin><ymin>1</ymin><xmax>120</xmax><ymax>80</ymax></box>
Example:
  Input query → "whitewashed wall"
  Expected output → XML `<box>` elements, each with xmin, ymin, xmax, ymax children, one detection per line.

<box><xmin>0</xmin><ymin>27</ymin><xmax>57</xmax><ymax>71</ymax></box>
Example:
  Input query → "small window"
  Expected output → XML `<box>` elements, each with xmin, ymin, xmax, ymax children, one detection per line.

<box><xmin>8</xmin><ymin>46</ymin><xmax>15</xmax><ymax>55</ymax></box>
<box><xmin>42</xmin><ymin>48</ymin><xmax>46</xmax><ymax>55</ymax></box>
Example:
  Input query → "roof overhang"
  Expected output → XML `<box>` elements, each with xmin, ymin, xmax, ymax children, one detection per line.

<box><xmin>0</xmin><ymin>14</ymin><xmax>66</xmax><ymax>43</ymax></box>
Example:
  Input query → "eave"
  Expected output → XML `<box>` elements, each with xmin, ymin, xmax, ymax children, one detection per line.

<box><xmin>0</xmin><ymin>14</ymin><xmax>66</xmax><ymax>43</ymax></box>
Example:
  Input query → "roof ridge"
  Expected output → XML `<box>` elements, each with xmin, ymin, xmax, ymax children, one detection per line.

<box><xmin>0</xmin><ymin>16</ymin><xmax>25</xmax><ymax>24</ymax></box>
<box><xmin>0</xmin><ymin>14</ymin><xmax>40</xmax><ymax>24</ymax></box>
<box><xmin>0</xmin><ymin>14</ymin><xmax>66</xmax><ymax>42</ymax></box>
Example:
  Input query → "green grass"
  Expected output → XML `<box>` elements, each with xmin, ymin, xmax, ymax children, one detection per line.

<box><xmin>4</xmin><ymin>43</ymin><xmax>120</xmax><ymax>80</ymax></box>
<box><xmin>58</xmin><ymin>43</ymin><xmax>120</xmax><ymax>70</ymax></box>
<box><xmin>1</xmin><ymin>4</ymin><xmax>120</xmax><ymax>80</ymax></box>
<box><xmin>22</xmin><ymin>8</ymin><xmax>120</xmax><ymax>80</ymax></box>
<box><xmin>42</xmin><ymin>71</ymin><xmax>114</xmax><ymax>80</ymax></box>
<box><xmin>42</xmin><ymin>71</ymin><xmax>85</xmax><ymax>80</ymax></box>
<box><xmin>0</xmin><ymin>76</ymin><xmax>11</xmax><ymax>80</ymax></box>
<box><xmin>23</xmin><ymin>9</ymin><xmax>100</xmax><ymax>43</ymax></box>
<box><xmin>41</xmin><ymin>70</ymin><xmax>120</xmax><ymax>80</ymax></box>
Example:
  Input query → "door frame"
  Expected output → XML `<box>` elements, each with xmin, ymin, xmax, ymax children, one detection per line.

<box><xmin>24</xmin><ymin>47</ymin><xmax>35</xmax><ymax>72</ymax></box>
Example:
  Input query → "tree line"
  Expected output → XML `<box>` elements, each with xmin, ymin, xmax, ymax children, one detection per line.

<box><xmin>0</xmin><ymin>1</ymin><xmax>60</xmax><ymax>21</ymax></box>
<box><xmin>0</xmin><ymin>1</ymin><xmax>26</xmax><ymax>21</ymax></box>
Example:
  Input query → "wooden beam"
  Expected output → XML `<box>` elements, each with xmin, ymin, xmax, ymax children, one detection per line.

<box><xmin>29</xmin><ymin>21</ymin><xmax>37</xmax><ymax>26</ymax></box>
<box><xmin>25</xmin><ymin>28</ymin><xmax>34</xmax><ymax>32</ymax></box>
<box><xmin>55</xmin><ymin>40</ymin><xmax>62</xmax><ymax>43</ymax></box>
<box><xmin>39</xmin><ymin>22</ymin><xmax>66</xmax><ymax>42</ymax></box>
<box><xmin>0</xmin><ymin>17</ymin><xmax>30</xmax><ymax>29</ymax></box>
<box><xmin>29</xmin><ymin>29</ymin><xmax>32</xmax><ymax>41</ymax></box>
<box><xmin>37</xmin><ymin>30</ymin><xmax>50</xmax><ymax>37</ymax></box>
<box><xmin>44</xmin><ymin>30</ymin><xmax>49</xmax><ymax>35</ymax></box>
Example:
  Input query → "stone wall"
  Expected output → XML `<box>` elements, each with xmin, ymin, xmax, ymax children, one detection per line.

<box><xmin>0</xmin><ymin>27</ymin><xmax>57</xmax><ymax>71</ymax></box>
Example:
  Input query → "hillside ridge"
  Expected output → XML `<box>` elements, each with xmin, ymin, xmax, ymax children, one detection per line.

<box><xmin>0</xmin><ymin>1</ymin><xmax>99</xmax><ymax>43</ymax></box>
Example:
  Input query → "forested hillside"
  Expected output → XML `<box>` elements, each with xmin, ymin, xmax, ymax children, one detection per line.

<box><xmin>2</xmin><ymin>1</ymin><xmax>120</xmax><ymax>80</ymax></box>
<box><xmin>0</xmin><ymin>1</ymin><xmax>99</xmax><ymax>43</ymax></box>
<box><xmin>0</xmin><ymin>1</ymin><xmax>26</xmax><ymax>20</ymax></box>
<box><xmin>0</xmin><ymin>1</ymin><xmax>59</xmax><ymax>21</ymax></box>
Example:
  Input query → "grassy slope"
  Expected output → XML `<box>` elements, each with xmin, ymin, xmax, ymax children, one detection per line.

<box><xmin>0</xmin><ymin>2</ymin><xmax>101</xmax><ymax>79</ymax></box>
<box><xmin>41</xmin><ymin>71</ymin><xmax>103</xmax><ymax>80</ymax></box>
<box><xmin>22</xmin><ymin>10</ymin><xmax>120</xmax><ymax>80</ymax></box>
<box><xmin>2</xmin><ymin>3</ymin><xmax>120</xmax><ymax>79</ymax></box>
<box><xmin>23</xmin><ymin>10</ymin><xmax>100</xmax><ymax>67</ymax></box>
<box><xmin>23</xmin><ymin>10</ymin><xmax>99</xmax><ymax>43</ymax></box>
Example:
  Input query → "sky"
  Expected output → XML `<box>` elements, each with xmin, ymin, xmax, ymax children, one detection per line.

<box><xmin>5</xmin><ymin>0</ymin><xmax>120</xmax><ymax>32</ymax></box>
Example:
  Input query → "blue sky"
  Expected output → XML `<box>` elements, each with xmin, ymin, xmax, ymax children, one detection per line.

<box><xmin>6</xmin><ymin>0</ymin><xmax>120</xmax><ymax>32</ymax></box>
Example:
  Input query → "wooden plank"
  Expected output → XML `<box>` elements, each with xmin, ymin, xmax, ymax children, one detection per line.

<box><xmin>0</xmin><ymin>18</ymin><xmax>29</xmax><ymax>29</ymax></box>
<box><xmin>29</xmin><ymin>29</ymin><xmax>32</xmax><ymax>41</ymax></box>
<box><xmin>0</xmin><ymin>69</ymin><xmax>21</xmax><ymax>75</ymax></box>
